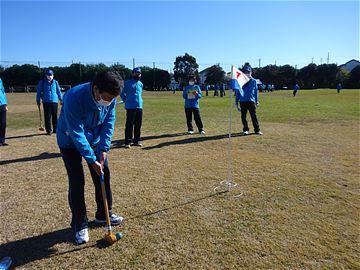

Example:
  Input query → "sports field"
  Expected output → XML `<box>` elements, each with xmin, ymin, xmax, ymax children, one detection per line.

<box><xmin>0</xmin><ymin>89</ymin><xmax>359</xmax><ymax>269</ymax></box>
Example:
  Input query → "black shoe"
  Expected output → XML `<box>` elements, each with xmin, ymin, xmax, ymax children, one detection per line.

<box><xmin>132</xmin><ymin>142</ymin><xmax>143</xmax><ymax>147</ymax></box>
<box><xmin>0</xmin><ymin>142</ymin><xmax>9</xmax><ymax>146</ymax></box>
<box><xmin>46</xmin><ymin>131</ymin><xmax>52</xmax><ymax>135</ymax></box>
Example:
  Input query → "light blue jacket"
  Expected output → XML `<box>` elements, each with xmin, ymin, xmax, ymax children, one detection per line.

<box><xmin>294</xmin><ymin>84</ymin><xmax>300</xmax><ymax>91</ymax></box>
<box><xmin>183</xmin><ymin>84</ymin><xmax>202</xmax><ymax>109</ymax></box>
<box><xmin>0</xmin><ymin>78</ymin><xmax>7</xmax><ymax>106</ymax></box>
<box><xmin>56</xmin><ymin>82</ymin><xmax>116</xmax><ymax>164</ymax></box>
<box><xmin>120</xmin><ymin>79</ymin><xmax>143</xmax><ymax>109</ymax></box>
<box><xmin>234</xmin><ymin>78</ymin><xmax>258</xmax><ymax>104</ymax></box>
<box><xmin>36</xmin><ymin>79</ymin><xmax>63</xmax><ymax>105</ymax></box>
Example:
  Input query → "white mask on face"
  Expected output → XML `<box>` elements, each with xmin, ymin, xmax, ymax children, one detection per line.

<box><xmin>46</xmin><ymin>75</ymin><xmax>53</xmax><ymax>81</ymax></box>
<box><xmin>97</xmin><ymin>95</ymin><xmax>113</xmax><ymax>106</ymax></box>
<box><xmin>189</xmin><ymin>81</ymin><xmax>195</xmax><ymax>86</ymax></box>
<box><xmin>245</xmin><ymin>73</ymin><xmax>251</xmax><ymax>78</ymax></box>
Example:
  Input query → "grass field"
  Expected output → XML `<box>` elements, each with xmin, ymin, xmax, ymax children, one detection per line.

<box><xmin>0</xmin><ymin>89</ymin><xmax>359</xmax><ymax>269</ymax></box>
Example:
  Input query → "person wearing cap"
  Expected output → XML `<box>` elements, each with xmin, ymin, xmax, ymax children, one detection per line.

<box><xmin>235</xmin><ymin>63</ymin><xmax>262</xmax><ymax>135</ymax></box>
<box><xmin>56</xmin><ymin>71</ymin><xmax>124</xmax><ymax>245</ymax></box>
<box><xmin>183</xmin><ymin>75</ymin><xmax>205</xmax><ymax>134</ymax></box>
<box><xmin>0</xmin><ymin>78</ymin><xmax>8</xmax><ymax>146</ymax></box>
<box><xmin>336</xmin><ymin>82</ymin><xmax>342</xmax><ymax>93</ymax></box>
<box><xmin>293</xmin><ymin>83</ymin><xmax>300</xmax><ymax>97</ymax></box>
<box><xmin>120</xmin><ymin>67</ymin><xmax>144</xmax><ymax>148</ymax></box>
<box><xmin>36</xmin><ymin>69</ymin><xmax>63</xmax><ymax>135</ymax></box>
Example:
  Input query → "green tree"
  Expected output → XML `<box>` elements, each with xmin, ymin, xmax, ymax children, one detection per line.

<box><xmin>173</xmin><ymin>53</ymin><xmax>199</xmax><ymax>87</ymax></box>
<box><xmin>204</xmin><ymin>64</ymin><xmax>225</xmax><ymax>85</ymax></box>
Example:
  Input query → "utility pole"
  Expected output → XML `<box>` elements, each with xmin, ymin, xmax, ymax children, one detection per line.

<box><xmin>275</xmin><ymin>60</ymin><xmax>277</xmax><ymax>66</ymax></box>
<box><xmin>311</xmin><ymin>57</ymin><xmax>314</xmax><ymax>64</ymax></box>
<box><xmin>132</xmin><ymin>58</ymin><xmax>135</xmax><ymax>69</ymax></box>
<box><xmin>258</xmin><ymin>58</ymin><xmax>261</xmax><ymax>68</ymax></box>
<box><xmin>327</xmin><ymin>52</ymin><xmax>329</xmax><ymax>64</ymax></box>
<box><xmin>153</xmin><ymin>62</ymin><xmax>155</xmax><ymax>90</ymax></box>
<box><xmin>38</xmin><ymin>61</ymin><xmax>41</xmax><ymax>79</ymax></box>
<box><xmin>320</xmin><ymin>58</ymin><xmax>323</xmax><ymax>65</ymax></box>
<box><xmin>79</xmin><ymin>62</ymin><xmax>82</xmax><ymax>83</ymax></box>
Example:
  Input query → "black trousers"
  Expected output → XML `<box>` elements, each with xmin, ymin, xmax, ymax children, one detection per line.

<box><xmin>125</xmin><ymin>108</ymin><xmax>143</xmax><ymax>144</ymax></box>
<box><xmin>43</xmin><ymin>102</ymin><xmax>58</xmax><ymax>133</ymax></box>
<box><xmin>240</xmin><ymin>102</ymin><xmax>260</xmax><ymax>133</ymax></box>
<box><xmin>185</xmin><ymin>108</ymin><xmax>204</xmax><ymax>132</ymax></box>
<box><xmin>60</xmin><ymin>148</ymin><xmax>113</xmax><ymax>232</ymax></box>
<box><xmin>293</xmin><ymin>90</ymin><xmax>298</xmax><ymax>97</ymax></box>
<box><xmin>0</xmin><ymin>105</ymin><xmax>6</xmax><ymax>143</ymax></box>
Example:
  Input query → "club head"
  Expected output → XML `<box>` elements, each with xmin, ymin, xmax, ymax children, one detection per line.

<box><xmin>104</xmin><ymin>232</ymin><xmax>123</xmax><ymax>245</ymax></box>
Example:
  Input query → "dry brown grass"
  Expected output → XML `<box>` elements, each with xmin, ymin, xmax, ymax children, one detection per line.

<box><xmin>0</xmin><ymin>91</ymin><xmax>359</xmax><ymax>269</ymax></box>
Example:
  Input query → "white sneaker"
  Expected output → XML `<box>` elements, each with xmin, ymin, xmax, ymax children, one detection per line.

<box><xmin>95</xmin><ymin>213</ymin><xmax>124</xmax><ymax>226</ymax></box>
<box><xmin>187</xmin><ymin>131</ymin><xmax>194</xmax><ymax>134</ymax></box>
<box><xmin>75</xmin><ymin>228</ymin><xmax>89</xmax><ymax>245</ymax></box>
<box><xmin>124</xmin><ymin>144</ymin><xmax>131</xmax><ymax>149</ymax></box>
<box><xmin>241</xmin><ymin>131</ymin><xmax>249</xmax><ymax>135</ymax></box>
<box><xmin>255</xmin><ymin>131</ymin><xmax>263</xmax><ymax>135</ymax></box>
<box><xmin>200</xmin><ymin>130</ymin><xmax>206</xmax><ymax>134</ymax></box>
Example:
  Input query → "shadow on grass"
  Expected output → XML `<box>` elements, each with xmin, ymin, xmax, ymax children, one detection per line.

<box><xmin>0</xmin><ymin>191</ymin><xmax>232</xmax><ymax>267</ymax></box>
<box><xmin>0</xmin><ymin>222</ymin><xmax>103</xmax><ymax>267</ymax></box>
<box><xmin>5</xmin><ymin>133</ymin><xmax>46</xmax><ymax>140</ymax></box>
<box><xmin>111</xmin><ymin>132</ymin><xmax>186</xmax><ymax>148</ymax></box>
<box><xmin>142</xmin><ymin>132</ymin><xmax>251</xmax><ymax>150</ymax></box>
<box><xmin>0</xmin><ymin>152</ymin><xmax>61</xmax><ymax>165</ymax></box>
<box><xmin>127</xmin><ymin>190</ymin><xmax>229</xmax><ymax>220</ymax></box>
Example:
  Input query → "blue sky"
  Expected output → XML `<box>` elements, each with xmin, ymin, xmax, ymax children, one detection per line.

<box><xmin>1</xmin><ymin>1</ymin><xmax>359</xmax><ymax>72</ymax></box>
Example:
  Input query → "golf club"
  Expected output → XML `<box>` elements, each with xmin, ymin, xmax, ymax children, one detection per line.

<box><xmin>37</xmin><ymin>104</ymin><xmax>45</xmax><ymax>131</ymax></box>
<box><xmin>100</xmin><ymin>173</ymin><xmax>122</xmax><ymax>245</ymax></box>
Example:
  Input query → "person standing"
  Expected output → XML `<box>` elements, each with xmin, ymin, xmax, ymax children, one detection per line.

<box><xmin>0</xmin><ymin>78</ymin><xmax>8</xmax><ymax>146</ymax></box>
<box><xmin>337</xmin><ymin>82</ymin><xmax>342</xmax><ymax>93</ymax></box>
<box><xmin>120</xmin><ymin>67</ymin><xmax>143</xmax><ymax>148</ymax></box>
<box><xmin>183</xmin><ymin>75</ymin><xmax>205</xmax><ymax>134</ymax></box>
<box><xmin>293</xmin><ymin>83</ymin><xmax>300</xmax><ymax>97</ymax></box>
<box><xmin>36</xmin><ymin>69</ymin><xmax>63</xmax><ymax>135</ymax></box>
<box><xmin>235</xmin><ymin>64</ymin><xmax>262</xmax><ymax>135</ymax></box>
<box><xmin>56</xmin><ymin>71</ymin><xmax>124</xmax><ymax>245</ymax></box>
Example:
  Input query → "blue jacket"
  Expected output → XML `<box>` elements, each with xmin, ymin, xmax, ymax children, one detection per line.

<box><xmin>36</xmin><ymin>79</ymin><xmax>63</xmax><ymax>105</ymax></box>
<box><xmin>0</xmin><ymin>78</ymin><xmax>7</xmax><ymax>106</ymax></box>
<box><xmin>183</xmin><ymin>84</ymin><xmax>202</xmax><ymax>109</ymax></box>
<box><xmin>120</xmin><ymin>79</ymin><xmax>143</xmax><ymax>109</ymax></box>
<box><xmin>234</xmin><ymin>78</ymin><xmax>258</xmax><ymax>104</ymax></box>
<box><xmin>56</xmin><ymin>82</ymin><xmax>116</xmax><ymax>164</ymax></box>
<box><xmin>294</xmin><ymin>84</ymin><xmax>300</xmax><ymax>91</ymax></box>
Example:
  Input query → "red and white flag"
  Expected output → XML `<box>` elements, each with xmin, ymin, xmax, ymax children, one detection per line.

<box><xmin>230</xmin><ymin>66</ymin><xmax>250</xmax><ymax>89</ymax></box>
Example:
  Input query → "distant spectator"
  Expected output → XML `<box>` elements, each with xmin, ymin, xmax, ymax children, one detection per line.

<box><xmin>293</xmin><ymin>83</ymin><xmax>300</xmax><ymax>97</ymax></box>
<box><xmin>337</xmin><ymin>83</ymin><xmax>342</xmax><ymax>93</ymax></box>
<box><xmin>0</xmin><ymin>78</ymin><xmax>8</xmax><ymax>146</ymax></box>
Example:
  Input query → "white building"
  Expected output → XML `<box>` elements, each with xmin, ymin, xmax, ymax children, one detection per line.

<box><xmin>339</xmin><ymin>59</ymin><xmax>360</xmax><ymax>73</ymax></box>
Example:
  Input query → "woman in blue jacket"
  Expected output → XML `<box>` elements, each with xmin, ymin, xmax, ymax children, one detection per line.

<box><xmin>120</xmin><ymin>67</ymin><xmax>143</xmax><ymax>148</ymax></box>
<box><xmin>0</xmin><ymin>78</ymin><xmax>8</xmax><ymax>146</ymax></box>
<box><xmin>183</xmin><ymin>75</ymin><xmax>205</xmax><ymax>134</ymax></box>
<box><xmin>57</xmin><ymin>71</ymin><xmax>124</xmax><ymax>245</ymax></box>
<box><xmin>36</xmin><ymin>69</ymin><xmax>63</xmax><ymax>135</ymax></box>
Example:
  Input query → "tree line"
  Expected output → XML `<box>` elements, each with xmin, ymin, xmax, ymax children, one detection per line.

<box><xmin>0</xmin><ymin>63</ymin><xmax>171</xmax><ymax>91</ymax></box>
<box><xmin>1</xmin><ymin>53</ymin><xmax>359</xmax><ymax>90</ymax></box>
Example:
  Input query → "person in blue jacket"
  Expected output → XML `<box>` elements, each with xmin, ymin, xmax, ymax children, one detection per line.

<box><xmin>183</xmin><ymin>75</ymin><xmax>205</xmax><ymax>134</ymax></box>
<box><xmin>0</xmin><ymin>78</ymin><xmax>8</xmax><ymax>146</ymax></box>
<box><xmin>36</xmin><ymin>69</ymin><xmax>63</xmax><ymax>135</ymax></box>
<box><xmin>120</xmin><ymin>67</ymin><xmax>143</xmax><ymax>148</ymax></box>
<box><xmin>337</xmin><ymin>82</ymin><xmax>342</xmax><ymax>93</ymax></box>
<box><xmin>56</xmin><ymin>71</ymin><xmax>124</xmax><ymax>245</ymax></box>
<box><xmin>234</xmin><ymin>64</ymin><xmax>262</xmax><ymax>135</ymax></box>
<box><xmin>293</xmin><ymin>83</ymin><xmax>300</xmax><ymax>97</ymax></box>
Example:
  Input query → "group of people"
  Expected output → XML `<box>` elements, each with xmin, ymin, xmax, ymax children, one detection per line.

<box><xmin>0</xmin><ymin>63</ymin><xmax>262</xmax><ymax>245</ymax></box>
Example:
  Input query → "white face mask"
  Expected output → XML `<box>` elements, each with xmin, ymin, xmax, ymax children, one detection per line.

<box><xmin>97</xmin><ymin>96</ymin><xmax>113</xmax><ymax>106</ymax></box>
<box><xmin>46</xmin><ymin>75</ymin><xmax>53</xmax><ymax>81</ymax></box>
<box><xmin>189</xmin><ymin>81</ymin><xmax>195</xmax><ymax>86</ymax></box>
<box><xmin>245</xmin><ymin>73</ymin><xmax>251</xmax><ymax>78</ymax></box>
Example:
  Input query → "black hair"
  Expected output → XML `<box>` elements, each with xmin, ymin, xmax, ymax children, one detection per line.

<box><xmin>188</xmin><ymin>75</ymin><xmax>196</xmax><ymax>81</ymax></box>
<box><xmin>93</xmin><ymin>71</ymin><xmax>124</xmax><ymax>96</ymax></box>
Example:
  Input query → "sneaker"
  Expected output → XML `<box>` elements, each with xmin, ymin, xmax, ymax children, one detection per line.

<box><xmin>124</xmin><ymin>144</ymin><xmax>131</xmax><ymax>149</ymax></box>
<box><xmin>95</xmin><ymin>213</ymin><xmax>124</xmax><ymax>226</ymax></box>
<box><xmin>241</xmin><ymin>131</ymin><xmax>249</xmax><ymax>135</ymax></box>
<box><xmin>75</xmin><ymin>228</ymin><xmax>89</xmax><ymax>245</ymax></box>
<box><xmin>0</xmin><ymin>142</ymin><xmax>8</xmax><ymax>146</ymax></box>
<box><xmin>187</xmin><ymin>130</ymin><xmax>194</xmax><ymax>134</ymax></box>
<box><xmin>132</xmin><ymin>142</ymin><xmax>143</xmax><ymax>147</ymax></box>
<box><xmin>200</xmin><ymin>130</ymin><xmax>206</xmax><ymax>135</ymax></box>
<box><xmin>255</xmin><ymin>131</ymin><xmax>263</xmax><ymax>135</ymax></box>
